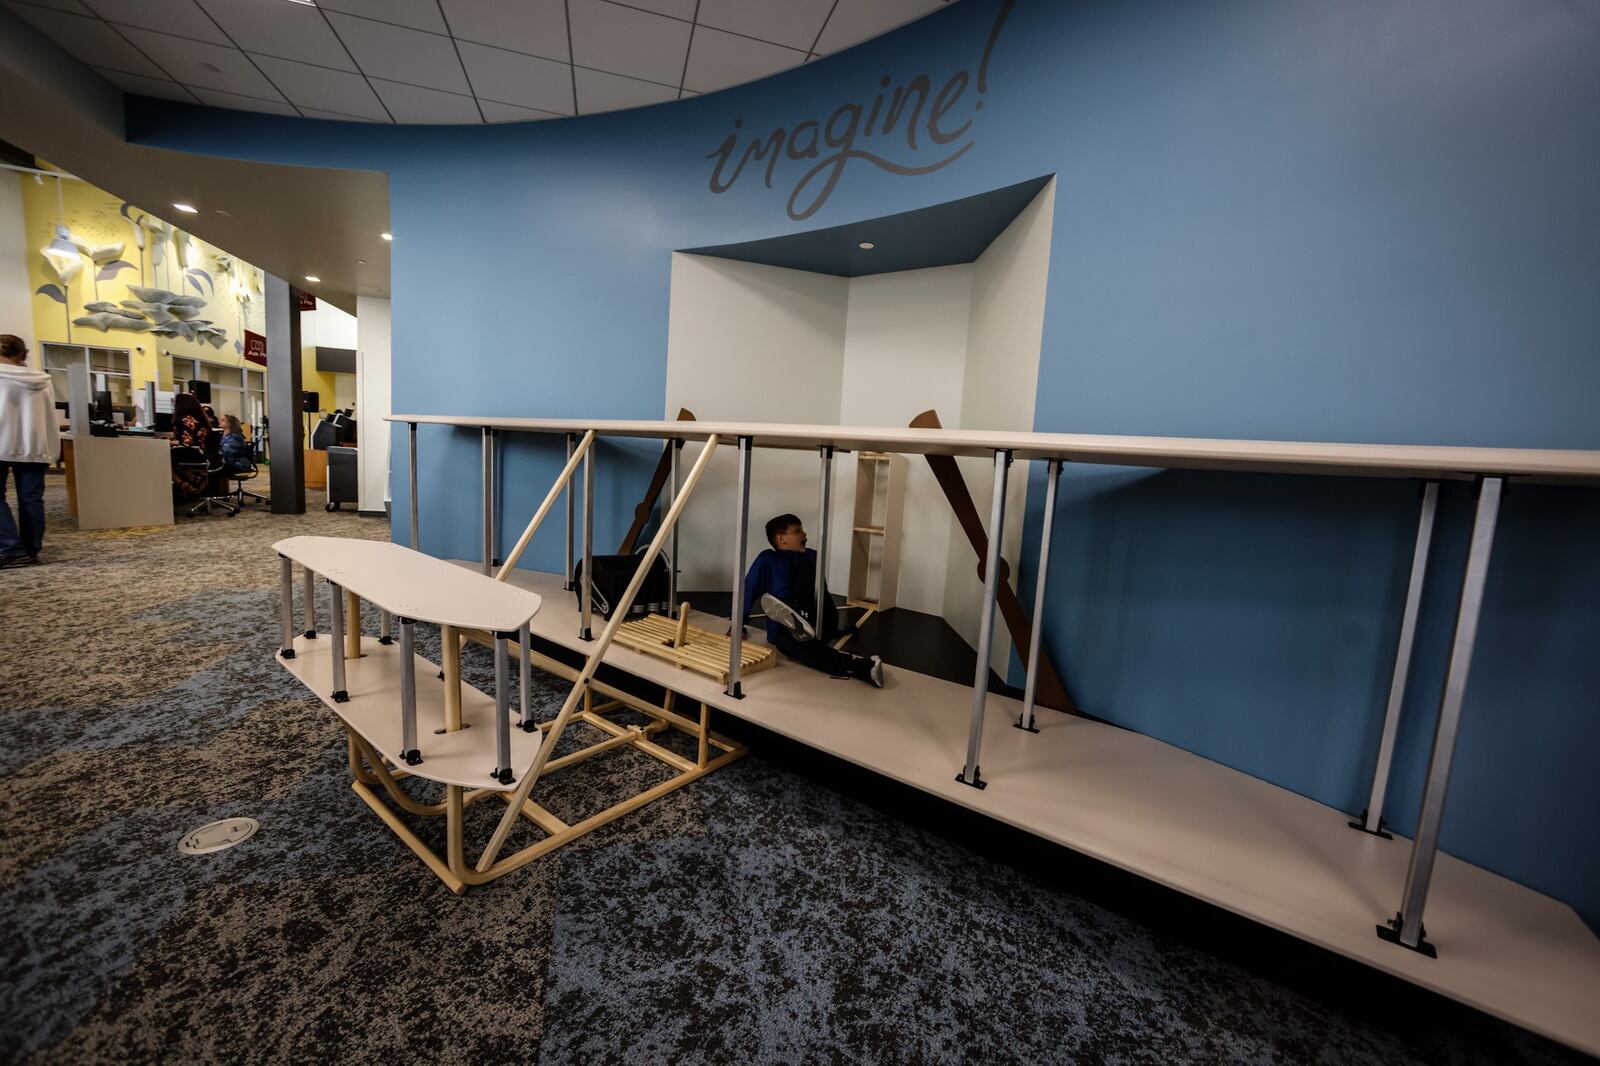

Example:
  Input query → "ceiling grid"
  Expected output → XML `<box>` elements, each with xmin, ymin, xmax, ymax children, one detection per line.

<box><xmin>3</xmin><ymin>0</ymin><xmax>951</xmax><ymax>124</ymax></box>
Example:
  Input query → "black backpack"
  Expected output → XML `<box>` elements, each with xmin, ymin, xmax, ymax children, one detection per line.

<box><xmin>572</xmin><ymin>552</ymin><xmax>672</xmax><ymax>620</ymax></box>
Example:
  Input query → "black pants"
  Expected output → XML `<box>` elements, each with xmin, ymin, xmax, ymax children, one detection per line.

<box><xmin>772</xmin><ymin>627</ymin><xmax>862</xmax><ymax>678</ymax></box>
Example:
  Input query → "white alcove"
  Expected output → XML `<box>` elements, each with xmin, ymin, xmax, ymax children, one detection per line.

<box><xmin>664</xmin><ymin>177</ymin><xmax>1056</xmax><ymax>674</ymax></box>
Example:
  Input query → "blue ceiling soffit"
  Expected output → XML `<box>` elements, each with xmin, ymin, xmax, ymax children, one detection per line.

<box><xmin>682</xmin><ymin>175</ymin><xmax>1053</xmax><ymax>278</ymax></box>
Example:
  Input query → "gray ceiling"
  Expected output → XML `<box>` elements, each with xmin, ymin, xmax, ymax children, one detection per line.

<box><xmin>3</xmin><ymin>0</ymin><xmax>955</xmax><ymax>124</ymax></box>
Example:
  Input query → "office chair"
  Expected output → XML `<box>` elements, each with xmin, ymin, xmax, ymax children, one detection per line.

<box><xmin>172</xmin><ymin>441</ymin><xmax>239</xmax><ymax>517</ymax></box>
<box><xmin>227</xmin><ymin>454</ymin><xmax>269</xmax><ymax>507</ymax></box>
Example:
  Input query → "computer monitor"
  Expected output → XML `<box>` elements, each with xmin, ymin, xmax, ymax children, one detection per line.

<box><xmin>91</xmin><ymin>390</ymin><xmax>113</xmax><ymax>423</ymax></box>
<box><xmin>187</xmin><ymin>380</ymin><xmax>212</xmax><ymax>403</ymax></box>
<box><xmin>154</xmin><ymin>412</ymin><xmax>173</xmax><ymax>433</ymax></box>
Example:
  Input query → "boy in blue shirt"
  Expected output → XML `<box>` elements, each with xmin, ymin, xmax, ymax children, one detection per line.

<box><xmin>741</xmin><ymin>513</ymin><xmax>883</xmax><ymax>687</ymax></box>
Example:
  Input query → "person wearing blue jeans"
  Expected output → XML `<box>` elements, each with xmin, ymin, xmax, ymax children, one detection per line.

<box><xmin>0</xmin><ymin>334</ymin><xmax>58</xmax><ymax>568</ymax></box>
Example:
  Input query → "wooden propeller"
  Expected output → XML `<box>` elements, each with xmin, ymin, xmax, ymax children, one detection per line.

<box><xmin>910</xmin><ymin>410</ymin><xmax>1077</xmax><ymax>715</ymax></box>
<box><xmin>618</xmin><ymin>408</ymin><xmax>696</xmax><ymax>555</ymax></box>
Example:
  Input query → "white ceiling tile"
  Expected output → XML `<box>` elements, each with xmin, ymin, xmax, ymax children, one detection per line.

<box><xmin>323</xmin><ymin>11</ymin><xmax>468</xmax><ymax>94</ymax></box>
<box><xmin>5</xmin><ymin>5</ymin><xmax>166</xmax><ymax>77</ymax></box>
<box><xmin>8</xmin><ymin>0</ymin><xmax>92</xmax><ymax>14</ymax></box>
<box><xmin>440</xmin><ymin>0</ymin><xmax>567</xmax><ymax>63</ymax></box>
<box><xmin>457</xmin><ymin>41</ymin><xmax>572</xmax><ymax>115</ymax></box>
<box><xmin>81</xmin><ymin>0</ymin><xmax>230</xmax><ymax>45</ymax></box>
<box><xmin>479</xmin><ymin>99</ymin><xmax>561</xmax><ymax>123</ymax></box>
<box><xmin>696</xmin><ymin>0</ymin><xmax>834</xmax><ymax>52</ymax></box>
<box><xmin>315</xmin><ymin>0</ymin><xmax>444</xmax><ymax>34</ymax></box>
<box><xmin>568</xmin><ymin>0</ymin><xmax>688</xmax><ymax>86</ymax></box>
<box><xmin>250</xmin><ymin>53</ymin><xmax>388</xmax><ymax>120</ymax></box>
<box><xmin>193</xmin><ymin>0</ymin><xmax>355</xmax><ymax>71</ymax></box>
<box><xmin>683</xmin><ymin>25</ymin><xmax>804</xmax><ymax>94</ymax></box>
<box><xmin>573</xmin><ymin>67</ymin><xmax>676</xmax><ymax>115</ymax></box>
<box><xmin>611</xmin><ymin>0</ymin><xmax>696</xmax><ymax>18</ymax></box>
<box><xmin>813</xmin><ymin>0</ymin><xmax>943</xmax><ymax>56</ymax></box>
<box><xmin>186</xmin><ymin>85</ymin><xmax>300</xmax><ymax>115</ymax></box>
<box><xmin>299</xmin><ymin>106</ymin><xmax>387</xmax><ymax>123</ymax></box>
<box><xmin>92</xmin><ymin>66</ymin><xmax>195</xmax><ymax>102</ymax></box>
<box><xmin>117</xmin><ymin>26</ymin><xmax>282</xmax><ymax>97</ymax></box>
<box><xmin>370</xmin><ymin>77</ymin><xmax>482</xmax><ymax>123</ymax></box>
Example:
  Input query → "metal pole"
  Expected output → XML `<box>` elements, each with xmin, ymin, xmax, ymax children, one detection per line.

<box><xmin>959</xmin><ymin>450</ymin><xmax>1010</xmax><ymax>789</ymax></box>
<box><xmin>398</xmin><ymin>617</ymin><xmax>420</xmax><ymax>764</ymax></box>
<box><xmin>1383</xmin><ymin>476</ymin><xmax>1503</xmax><ymax>957</ymax></box>
<box><xmin>1353</xmin><ymin>480</ymin><xmax>1439</xmax><ymax>836</ymax></box>
<box><xmin>668</xmin><ymin>440</ymin><xmax>682</xmax><ymax>617</ymax></box>
<box><xmin>408</xmin><ymin>421</ymin><xmax>419</xmax><ymax>552</ymax></box>
<box><xmin>481</xmin><ymin>426</ymin><xmax>493</xmax><ymax>576</ymax></box>
<box><xmin>301</xmin><ymin>566</ymin><xmax>317</xmax><ymax>639</ymax></box>
<box><xmin>328</xmin><ymin>579</ymin><xmax>349</xmax><ymax>703</ymax></box>
<box><xmin>1018</xmin><ymin>458</ymin><xmax>1061</xmax><ymax>733</ymax></box>
<box><xmin>518</xmin><ymin>622</ymin><xmax>532</xmax><ymax>729</ymax></box>
<box><xmin>378</xmin><ymin>609</ymin><xmax>392</xmax><ymax>646</ymax></box>
<box><xmin>277</xmin><ymin>555</ymin><xmax>295</xmax><ymax>659</ymax></box>
<box><xmin>493</xmin><ymin>630</ymin><xmax>514</xmax><ymax>784</ymax></box>
<box><xmin>564</xmin><ymin>433</ymin><xmax>576</xmax><ymax>591</ymax></box>
<box><xmin>727</xmin><ymin>436</ymin><xmax>752</xmax><ymax>698</ymax></box>
<box><xmin>581</xmin><ymin>443</ymin><xmax>594</xmax><ymax>640</ymax></box>
<box><xmin>489</xmin><ymin>428</ymin><xmax>500</xmax><ymax>567</ymax></box>
<box><xmin>815</xmin><ymin>445</ymin><xmax>833</xmax><ymax>638</ymax></box>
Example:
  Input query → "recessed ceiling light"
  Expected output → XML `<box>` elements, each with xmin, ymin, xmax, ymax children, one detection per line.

<box><xmin>858</xmin><ymin>241</ymin><xmax>875</xmax><ymax>250</ymax></box>
<box><xmin>304</xmin><ymin>275</ymin><xmax>321</xmax><ymax>283</ymax></box>
<box><xmin>356</xmin><ymin>259</ymin><xmax>366</xmax><ymax>265</ymax></box>
<box><xmin>198</xmin><ymin>62</ymin><xmax>221</xmax><ymax>74</ymax></box>
<box><xmin>214</xmin><ymin>208</ymin><xmax>232</xmax><ymax>217</ymax></box>
<box><xmin>380</xmin><ymin>232</ymin><xmax>392</xmax><ymax>241</ymax></box>
<box><xmin>172</xmin><ymin>202</ymin><xmax>198</xmax><ymax>213</ymax></box>
<box><xmin>286</xmin><ymin>0</ymin><xmax>317</xmax><ymax>6</ymax></box>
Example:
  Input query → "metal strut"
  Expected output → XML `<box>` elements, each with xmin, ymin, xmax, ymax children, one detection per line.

<box><xmin>1017</xmin><ymin>458</ymin><xmax>1061</xmax><ymax>733</ymax></box>
<box><xmin>959</xmin><ymin>450</ymin><xmax>1011</xmax><ymax>789</ymax></box>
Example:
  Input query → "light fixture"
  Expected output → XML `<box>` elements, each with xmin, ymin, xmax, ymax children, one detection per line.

<box><xmin>858</xmin><ymin>241</ymin><xmax>875</xmax><ymax>250</ymax></box>
<box><xmin>356</xmin><ymin>258</ymin><xmax>366</xmax><ymax>265</ymax></box>
<box><xmin>198</xmin><ymin>62</ymin><xmax>221</xmax><ymax>74</ymax></box>
<box><xmin>42</xmin><ymin>176</ymin><xmax>82</xmax><ymax>284</ymax></box>
<box><xmin>304</xmin><ymin>274</ymin><xmax>321</xmax><ymax>283</ymax></box>
<box><xmin>380</xmin><ymin>232</ymin><xmax>392</xmax><ymax>241</ymax></box>
<box><xmin>286</xmin><ymin>0</ymin><xmax>317</xmax><ymax>6</ymax></box>
<box><xmin>43</xmin><ymin>223</ymin><xmax>81</xmax><ymax>283</ymax></box>
<box><xmin>172</xmin><ymin>202</ymin><xmax>198</xmax><ymax>213</ymax></box>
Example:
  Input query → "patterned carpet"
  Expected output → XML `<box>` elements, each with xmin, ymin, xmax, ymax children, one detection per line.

<box><xmin>0</xmin><ymin>476</ymin><xmax>1584</xmax><ymax>1064</ymax></box>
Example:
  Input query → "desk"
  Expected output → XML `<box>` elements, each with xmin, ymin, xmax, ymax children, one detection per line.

<box><xmin>303</xmin><ymin>449</ymin><xmax>327</xmax><ymax>490</ymax></box>
<box><xmin>61</xmin><ymin>432</ymin><xmax>174</xmax><ymax>530</ymax></box>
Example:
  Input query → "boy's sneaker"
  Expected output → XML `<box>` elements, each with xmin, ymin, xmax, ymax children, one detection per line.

<box><xmin>849</xmin><ymin>654</ymin><xmax>884</xmax><ymax>687</ymax></box>
<box><xmin>760</xmin><ymin>593</ymin><xmax>815</xmax><ymax>642</ymax></box>
<box><xmin>0</xmin><ymin>555</ymin><xmax>29</xmax><ymax>570</ymax></box>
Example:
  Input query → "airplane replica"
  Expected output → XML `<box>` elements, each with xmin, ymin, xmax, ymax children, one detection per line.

<box><xmin>271</xmin><ymin>414</ymin><xmax>1600</xmax><ymax>1055</ymax></box>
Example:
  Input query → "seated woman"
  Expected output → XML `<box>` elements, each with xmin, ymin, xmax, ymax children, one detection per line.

<box><xmin>218</xmin><ymin>414</ymin><xmax>252</xmax><ymax>473</ymax></box>
<box><xmin>169</xmin><ymin>392</ymin><xmax>212</xmax><ymax>496</ymax></box>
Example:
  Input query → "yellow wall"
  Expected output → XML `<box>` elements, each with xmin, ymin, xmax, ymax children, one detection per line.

<box><xmin>21</xmin><ymin>169</ymin><xmax>266</xmax><ymax>391</ymax></box>
<box><xmin>301</xmin><ymin>347</ymin><xmax>340</xmax><ymax>416</ymax></box>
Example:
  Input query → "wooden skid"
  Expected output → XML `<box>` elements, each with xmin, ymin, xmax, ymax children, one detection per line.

<box><xmin>612</xmin><ymin>612</ymin><xmax>776</xmax><ymax>684</ymax></box>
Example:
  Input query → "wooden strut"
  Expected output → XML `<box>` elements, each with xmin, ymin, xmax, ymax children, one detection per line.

<box><xmin>345</xmin><ymin>670</ymin><xmax>743</xmax><ymax>894</ymax></box>
<box><xmin>909</xmin><ymin>410</ymin><xmax>1078</xmax><ymax>716</ymax></box>
<box><xmin>617</xmin><ymin>408</ymin><xmax>696</xmax><ymax>555</ymax></box>
<box><xmin>477</xmin><ymin>432</ymin><xmax>725</xmax><ymax>873</ymax></box>
<box><xmin>496</xmin><ymin>429</ymin><xmax>597</xmax><ymax>581</ymax></box>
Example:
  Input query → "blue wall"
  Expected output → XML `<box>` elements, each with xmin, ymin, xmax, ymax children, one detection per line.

<box><xmin>128</xmin><ymin>0</ymin><xmax>1600</xmax><ymax>928</ymax></box>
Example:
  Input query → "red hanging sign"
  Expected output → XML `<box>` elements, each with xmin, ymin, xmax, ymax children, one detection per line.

<box><xmin>297</xmin><ymin>290</ymin><xmax>318</xmax><ymax>311</ymax></box>
<box><xmin>242</xmin><ymin>329</ymin><xmax>267</xmax><ymax>366</ymax></box>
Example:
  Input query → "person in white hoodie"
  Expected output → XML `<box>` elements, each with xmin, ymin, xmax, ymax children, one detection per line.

<box><xmin>0</xmin><ymin>334</ymin><xmax>59</xmax><ymax>567</ymax></box>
